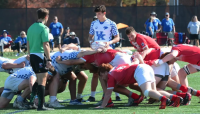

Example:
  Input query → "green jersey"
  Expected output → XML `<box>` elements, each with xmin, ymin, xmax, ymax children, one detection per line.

<box><xmin>27</xmin><ymin>22</ymin><xmax>49</xmax><ymax>53</ymax></box>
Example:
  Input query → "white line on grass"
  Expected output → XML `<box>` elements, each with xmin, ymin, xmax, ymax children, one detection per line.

<box><xmin>7</xmin><ymin>91</ymin><xmax>103</xmax><ymax>114</ymax></box>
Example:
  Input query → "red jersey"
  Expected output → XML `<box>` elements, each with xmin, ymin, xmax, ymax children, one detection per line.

<box><xmin>143</xmin><ymin>49</ymin><xmax>161</xmax><ymax>66</ymax></box>
<box><xmin>130</xmin><ymin>33</ymin><xmax>160</xmax><ymax>51</ymax></box>
<box><xmin>82</xmin><ymin>49</ymin><xmax>118</xmax><ymax>66</ymax></box>
<box><xmin>172</xmin><ymin>44</ymin><xmax>200</xmax><ymax>65</ymax></box>
<box><xmin>107</xmin><ymin>64</ymin><xmax>138</xmax><ymax>89</ymax></box>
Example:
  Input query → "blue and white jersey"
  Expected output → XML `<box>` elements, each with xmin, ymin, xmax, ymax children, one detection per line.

<box><xmin>89</xmin><ymin>19</ymin><xmax>119</xmax><ymax>42</ymax></box>
<box><xmin>0</xmin><ymin>57</ymin><xmax>14</xmax><ymax>72</ymax></box>
<box><xmin>9</xmin><ymin>67</ymin><xmax>36</xmax><ymax>80</ymax></box>
<box><xmin>12</xmin><ymin>55</ymin><xmax>30</xmax><ymax>73</ymax></box>
<box><xmin>51</xmin><ymin>50</ymin><xmax>80</xmax><ymax>75</ymax></box>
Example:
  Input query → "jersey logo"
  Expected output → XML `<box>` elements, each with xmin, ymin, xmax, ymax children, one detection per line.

<box><xmin>96</xmin><ymin>31</ymin><xmax>105</xmax><ymax>40</ymax></box>
<box><xmin>103</xmin><ymin>26</ymin><xmax>108</xmax><ymax>30</ymax></box>
<box><xmin>141</xmin><ymin>42</ymin><xmax>145</xmax><ymax>47</ymax></box>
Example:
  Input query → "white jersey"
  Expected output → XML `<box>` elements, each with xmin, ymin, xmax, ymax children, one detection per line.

<box><xmin>51</xmin><ymin>50</ymin><xmax>80</xmax><ymax>75</ymax></box>
<box><xmin>0</xmin><ymin>57</ymin><xmax>14</xmax><ymax>72</ymax></box>
<box><xmin>12</xmin><ymin>55</ymin><xmax>30</xmax><ymax>73</ymax></box>
<box><xmin>9</xmin><ymin>67</ymin><xmax>36</xmax><ymax>80</ymax></box>
<box><xmin>89</xmin><ymin>19</ymin><xmax>119</xmax><ymax>42</ymax></box>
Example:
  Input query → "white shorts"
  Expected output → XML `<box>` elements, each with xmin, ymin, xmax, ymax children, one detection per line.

<box><xmin>52</xmin><ymin>62</ymin><xmax>72</xmax><ymax>75</ymax></box>
<box><xmin>134</xmin><ymin>64</ymin><xmax>155</xmax><ymax>86</ymax></box>
<box><xmin>1</xmin><ymin>76</ymin><xmax>24</xmax><ymax>99</ymax></box>
<box><xmin>190</xmin><ymin>64</ymin><xmax>200</xmax><ymax>71</ymax></box>
<box><xmin>110</xmin><ymin>53</ymin><xmax>132</xmax><ymax>67</ymax></box>
<box><xmin>171</xmin><ymin>62</ymin><xmax>180</xmax><ymax>78</ymax></box>
<box><xmin>151</xmin><ymin>63</ymin><xmax>170</xmax><ymax>79</ymax></box>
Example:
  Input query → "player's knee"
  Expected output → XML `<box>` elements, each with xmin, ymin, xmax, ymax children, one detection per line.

<box><xmin>183</xmin><ymin>65</ymin><xmax>190</xmax><ymax>75</ymax></box>
<box><xmin>144</xmin><ymin>89</ymin><xmax>150</xmax><ymax>97</ymax></box>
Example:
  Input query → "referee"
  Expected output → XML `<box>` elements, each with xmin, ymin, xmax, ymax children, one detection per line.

<box><xmin>27</xmin><ymin>8</ymin><xmax>53</xmax><ymax>111</ymax></box>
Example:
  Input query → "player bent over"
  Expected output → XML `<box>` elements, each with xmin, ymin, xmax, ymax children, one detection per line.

<box><xmin>0</xmin><ymin>67</ymin><xmax>36</xmax><ymax>109</ymax></box>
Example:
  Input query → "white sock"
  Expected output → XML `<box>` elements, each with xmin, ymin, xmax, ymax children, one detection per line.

<box><xmin>50</xmin><ymin>96</ymin><xmax>57</xmax><ymax>103</ymax></box>
<box><xmin>77</xmin><ymin>93</ymin><xmax>82</xmax><ymax>99</ymax></box>
<box><xmin>115</xmin><ymin>92</ymin><xmax>120</xmax><ymax>97</ymax></box>
<box><xmin>91</xmin><ymin>91</ymin><xmax>96</xmax><ymax>97</ymax></box>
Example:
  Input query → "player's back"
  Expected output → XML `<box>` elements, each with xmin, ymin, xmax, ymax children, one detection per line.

<box><xmin>137</xmin><ymin>33</ymin><xmax>160</xmax><ymax>49</ymax></box>
<box><xmin>9</xmin><ymin>67</ymin><xmax>35</xmax><ymax>80</ymax></box>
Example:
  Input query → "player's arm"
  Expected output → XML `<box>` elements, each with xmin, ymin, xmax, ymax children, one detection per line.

<box><xmin>77</xmin><ymin>50</ymin><xmax>100</xmax><ymax>58</ymax></box>
<box><xmin>109</xmin><ymin>34</ymin><xmax>120</xmax><ymax>45</ymax></box>
<box><xmin>43</xmin><ymin>42</ymin><xmax>51</xmax><ymax>60</ymax></box>
<box><xmin>88</xmin><ymin>22</ymin><xmax>95</xmax><ymax>43</ymax></box>
<box><xmin>98</xmin><ymin>89</ymin><xmax>113</xmax><ymax>108</ymax></box>
<box><xmin>29</xmin><ymin>76</ymin><xmax>37</xmax><ymax>92</ymax></box>
<box><xmin>144</xmin><ymin>23</ymin><xmax>146</xmax><ymax>29</ymax></box>
<box><xmin>154</xmin><ymin>50</ymin><xmax>179</xmax><ymax>66</ymax></box>
<box><xmin>2</xmin><ymin>62</ymin><xmax>25</xmax><ymax>69</ymax></box>
<box><xmin>56</xmin><ymin>57</ymin><xmax>85</xmax><ymax>65</ymax></box>
<box><xmin>60</xmin><ymin>28</ymin><xmax>64</xmax><ymax>36</ymax></box>
<box><xmin>149</xmin><ymin>26</ymin><xmax>153</xmax><ymax>36</ymax></box>
<box><xmin>88</xmin><ymin>34</ymin><xmax>94</xmax><ymax>43</ymax></box>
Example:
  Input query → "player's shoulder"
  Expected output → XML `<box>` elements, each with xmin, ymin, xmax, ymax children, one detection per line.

<box><xmin>106</xmin><ymin>19</ymin><xmax>116</xmax><ymax>25</ymax></box>
<box><xmin>91</xmin><ymin>20</ymin><xmax>98</xmax><ymax>25</ymax></box>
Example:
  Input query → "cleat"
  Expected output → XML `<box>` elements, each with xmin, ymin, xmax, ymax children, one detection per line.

<box><xmin>133</xmin><ymin>95</ymin><xmax>144</xmax><ymax>105</ymax></box>
<box><xmin>69</xmin><ymin>99</ymin><xmax>84</xmax><ymax>105</ymax></box>
<box><xmin>116</xmin><ymin>96</ymin><xmax>122</xmax><ymax>101</ymax></box>
<box><xmin>93</xmin><ymin>100</ymin><xmax>103</xmax><ymax>106</ymax></box>
<box><xmin>49</xmin><ymin>100</ymin><xmax>65</xmax><ymax>108</ymax></box>
<box><xmin>106</xmin><ymin>102</ymin><xmax>114</xmax><ymax>107</ymax></box>
<box><xmin>182</xmin><ymin>93</ymin><xmax>192</xmax><ymax>105</ymax></box>
<box><xmin>124</xmin><ymin>97</ymin><xmax>134</xmax><ymax>106</ymax></box>
<box><xmin>147</xmin><ymin>98</ymin><xmax>157</xmax><ymax>104</ymax></box>
<box><xmin>87</xmin><ymin>96</ymin><xmax>95</xmax><ymax>102</ymax></box>
<box><xmin>37</xmin><ymin>106</ymin><xmax>54</xmax><ymax>111</ymax></box>
<box><xmin>159</xmin><ymin>98</ymin><xmax>170</xmax><ymax>109</ymax></box>
<box><xmin>173</xmin><ymin>97</ymin><xmax>183</xmax><ymax>107</ymax></box>
<box><xmin>168</xmin><ymin>101</ymin><xmax>174</xmax><ymax>106</ymax></box>
<box><xmin>13</xmin><ymin>98</ymin><xmax>17</xmax><ymax>108</ymax></box>
<box><xmin>77</xmin><ymin>98</ymin><xmax>86</xmax><ymax>102</ymax></box>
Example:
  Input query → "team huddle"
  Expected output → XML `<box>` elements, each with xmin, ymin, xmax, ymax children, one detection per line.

<box><xmin>0</xmin><ymin>5</ymin><xmax>200</xmax><ymax>111</ymax></box>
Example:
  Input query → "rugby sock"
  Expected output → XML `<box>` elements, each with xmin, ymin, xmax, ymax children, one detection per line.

<box><xmin>194</xmin><ymin>90</ymin><xmax>200</xmax><ymax>96</ymax></box>
<box><xmin>91</xmin><ymin>91</ymin><xmax>96</xmax><ymax>97</ymax></box>
<box><xmin>159</xmin><ymin>96</ymin><xmax>167</xmax><ymax>102</ymax></box>
<box><xmin>37</xmin><ymin>85</ymin><xmax>45</xmax><ymax>109</ymax></box>
<box><xmin>177</xmin><ymin>84</ymin><xmax>188</xmax><ymax>93</ymax></box>
<box><xmin>30</xmin><ymin>82</ymin><xmax>38</xmax><ymax>103</ymax></box>
<box><xmin>50</xmin><ymin>96</ymin><xmax>57</xmax><ymax>103</ymax></box>
<box><xmin>115</xmin><ymin>92</ymin><xmax>120</xmax><ymax>97</ymax></box>
<box><xmin>108</xmin><ymin>98</ymin><xmax>112</xmax><ymax>103</ymax></box>
<box><xmin>17</xmin><ymin>95</ymin><xmax>24</xmax><ymax>103</ymax></box>
<box><xmin>129</xmin><ymin>92</ymin><xmax>140</xmax><ymax>99</ymax></box>
<box><xmin>175</xmin><ymin>92</ymin><xmax>186</xmax><ymax>98</ymax></box>
<box><xmin>77</xmin><ymin>93</ymin><xmax>82</xmax><ymax>99</ymax></box>
<box><xmin>170</xmin><ymin>95</ymin><xmax>178</xmax><ymax>102</ymax></box>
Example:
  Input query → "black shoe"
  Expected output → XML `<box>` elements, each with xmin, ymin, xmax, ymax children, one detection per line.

<box><xmin>182</xmin><ymin>93</ymin><xmax>192</xmax><ymax>105</ymax></box>
<box><xmin>77</xmin><ymin>98</ymin><xmax>86</xmax><ymax>102</ymax></box>
<box><xmin>37</xmin><ymin>106</ymin><xmax>54</xmax><ymax>111</ymax></box>
<box><xmin>116</xmin><ymin>96</ymin><xmax>122</xmax><ymax>101</ymax></box>
<box><xmin>87</xmin><ymin>96</ymin><xmax>95</xmax><ymax>102</ymax></box>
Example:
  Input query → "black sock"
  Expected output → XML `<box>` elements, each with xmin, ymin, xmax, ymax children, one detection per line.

<box><xmin>30</xmin><ymin>82</ymin><xmax>38</xmax><ymax>103</ymax></box>
<box><xmin>37</xmin><ymin>85</ymin><xmax>45</xmax><ymax>109</ymax></box>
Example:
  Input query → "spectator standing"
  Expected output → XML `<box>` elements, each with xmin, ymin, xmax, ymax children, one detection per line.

<box><xmin>0</xmin><ymin>30</ymin><xmax>12</xmax><ymax>56</ymax></box>
<box><xmin>12</xmin><ymin>31</ymin><xmax>27</xmax><ymax>56</ymax></box>
<box><xmin>49</xmin><ymin>16</ymin><xmax>63</xmax><ymax>50</ymax></box>
<box><xmin>187</xmin><ymin>15</ymin><xmax>200</xmax><ymax>47</ymax></box>
<box><xmin>144</xmin><ymin>12</ymin><xmax>161</xmax><ymax>38</ymax></box>
<box><xmin>161</xmin><ymin>12</ymin><xmax>176</xmax><ymax>38</ymax></box>
<box><xmin>146</xmin><ymin>17</ymin><xmax>154</xmax><ymax>37</ymax></box>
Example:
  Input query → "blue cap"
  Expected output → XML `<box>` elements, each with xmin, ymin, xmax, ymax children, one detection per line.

<box><xmin>2</xmin><ymin>30</ymin><xmax>8</xmax><ymax>35</ymax></box>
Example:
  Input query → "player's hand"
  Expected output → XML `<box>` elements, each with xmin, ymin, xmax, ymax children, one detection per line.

<box><xmin>59</xmin><ymin>48</ymin><xmax>65</xmax><ymax>53</ymax></box>
<box><xmin>95</xmin><ymin>106</ymin><xmax>104</xmax><ymax>109</ymax></box>
<box><xmin>56</xmin><ymin>56</ymin><xmax>62</xmax><ymax>63</ymax></box>
<box><xmin>104</xmin><ymin>42</ymin><xmax>110</xmax><ymax>48</ymax></box>
<box><xmin>46</xmin><ymin>61</ymin><xmax>52</xmax><ymax>68</ymax></box>
<box><xmin>19</xmin><ymin>62</ymin><xmax>25</xmax><ymax>68</ymax></box>
<box><xmin>153</xmin><ymin>59</ymin><xmax>160</xmax><ymax>67</ymax></box>
<box><xmin>97</xmin><ymin>47</ymin><xmax>107</xmax><ymax>53</ymax></box>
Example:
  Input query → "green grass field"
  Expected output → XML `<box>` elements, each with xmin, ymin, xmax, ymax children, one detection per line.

<box><xmin>1</xmin><ymin>55</ymin><xmax>200</xmax><ymax>114</ymax></box>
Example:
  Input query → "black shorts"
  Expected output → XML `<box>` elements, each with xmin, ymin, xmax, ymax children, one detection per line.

<box><xmin>30</xmin><ymin>54</ymin><xmax>48</xmax><ymax>73</ymax></box>
<box><xmin>190</xmin><ymin>34</ymin><xmax>199</xmax><ymax>40</ymax></box>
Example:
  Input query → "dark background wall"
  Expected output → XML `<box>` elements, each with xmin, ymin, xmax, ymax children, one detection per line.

<box><xmin>0</xmin><ymin>0</ymin><xmax>199</xmax><ymax>47</ymax></box>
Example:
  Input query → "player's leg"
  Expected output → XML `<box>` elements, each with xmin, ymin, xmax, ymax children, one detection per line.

<box><xmin>76</xmin><ymin>71</ymin><xmax>88</xmax><ymax>101</ymax></box>
<box><xmin>0</xmin><ymin>87</ymin><xmax>4</xmax><ymax>95</ymax></box>
<box><xmin>0</xmin><ymin>91</ymin><xmax>13</xmax><ymax>109</ymax></box>
<box><xmin>178</xmin><ymin>64</ymin><xmax>198</xmax><ymax>86</ymax></box>
<box><xmin>87</xmin><ymin>73</ymin><xmax>98</xmax><ymax>102</ymax></box>
<box><xmin>195</xmin><ymin>39</ymin><xmax>199</xmax><ymax>47</ymax></box>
